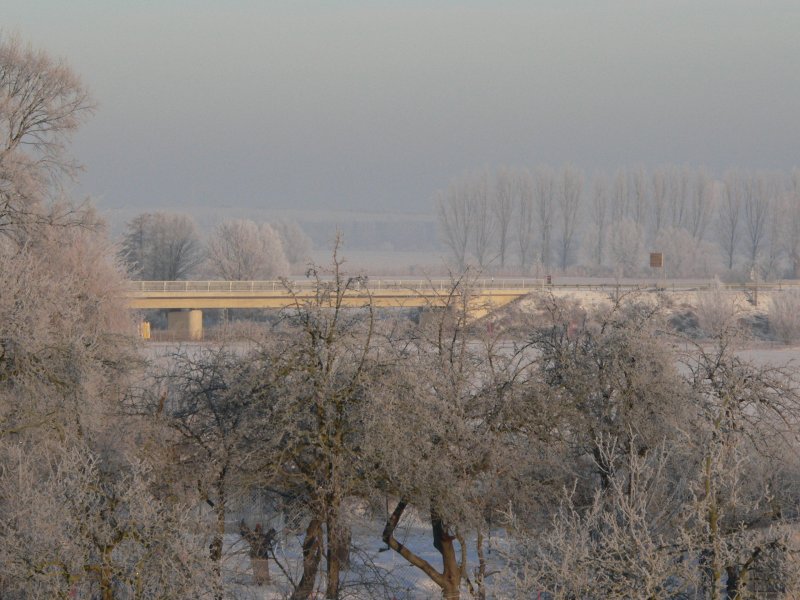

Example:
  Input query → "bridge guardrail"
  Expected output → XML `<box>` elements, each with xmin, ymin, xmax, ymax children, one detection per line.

<box><xmin>127</xmin><ymin>279</ymin><xmax>548</xmax><ymax>293</ymax></box>
<box><xmin>125</xmin><ymin>279</ymin><xmax>800</xmax><ymax>294</ymax></box>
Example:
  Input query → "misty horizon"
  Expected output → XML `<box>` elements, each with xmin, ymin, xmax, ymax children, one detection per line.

<box><xmin>6</xmin><ymin>1</ymin><xmax>800</xmax><ymax>215</ymax></box>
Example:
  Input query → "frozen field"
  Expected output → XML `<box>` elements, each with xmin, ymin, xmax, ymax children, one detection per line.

<box><xmin>735</xmin><ymin>345</ymin><xmax>800</xmax><ymax>366</ymax></box>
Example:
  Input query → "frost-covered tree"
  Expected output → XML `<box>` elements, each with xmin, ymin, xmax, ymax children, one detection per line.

<box><xmin>120</xmin><ymin>211</ymin><xmax>204</xmax><ymax>280</ymax></box>
<box><xmin>0</xmin><ymin>33</ymin><xmax>94</xmax><ymax>237</ymax></box>
<box><xmin>206</xmin><ymin>219</ymin><xmax>289</xmax><ymax>280</ymax></box>
<box><xmin>274</xmin><ymin>219</ymin><xmax>313</xmax><ymax>270</ymax></box>
<box><xmin>0</xmin><ymin>35</ymin><xmax>215</xmax><ymax>599</ymax></box>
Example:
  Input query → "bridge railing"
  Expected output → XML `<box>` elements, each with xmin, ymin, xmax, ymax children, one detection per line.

<box><xmin>126</xmin><ymin>279</ymin><xmax>548</xmax><ymax>293</ymax></box>
<box><xmin>125</xmin><ymin>279</ymin><xmax>800</xmax><ymax>294</ymax></box>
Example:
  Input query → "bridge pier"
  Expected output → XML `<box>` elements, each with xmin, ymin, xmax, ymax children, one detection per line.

<box><xmin>167</xmin><ymin>309</ymin><xmax>203</xmax><ymax>340</ymax></box>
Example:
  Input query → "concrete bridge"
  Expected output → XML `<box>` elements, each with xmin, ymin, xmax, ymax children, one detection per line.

<box><xmin>126</xmin><ymin>278</ymin><xmax>543</xmax><ymax>339</ymax></box>
<box><xmin>126</xmin><ymin>277</ymin><xmax>800</xmax><ymax>339</ymax></box>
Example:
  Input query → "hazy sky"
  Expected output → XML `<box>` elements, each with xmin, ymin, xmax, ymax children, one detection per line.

<box><xmin>6</xmin><ymin>1</ymin><xmax>800</xmax><ymax>213</ymax></box>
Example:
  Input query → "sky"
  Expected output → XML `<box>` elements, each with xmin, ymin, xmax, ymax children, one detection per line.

<box><xmin>5</xmin><ymin>1</ymin><xmax>800</xmax><ymax>213</ymax></box>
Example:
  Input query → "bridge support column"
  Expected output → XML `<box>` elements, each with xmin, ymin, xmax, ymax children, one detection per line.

<box><xmin>167</xmin><ymin>309</ymin><xmax>203</xmax><ymax>340</ymax></box>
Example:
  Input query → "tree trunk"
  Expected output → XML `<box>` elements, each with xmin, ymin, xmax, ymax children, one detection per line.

<box><xmin>325</xmin><ymin>497</ymin><xmax>342</xmax><ymax>600</ymax></box>
<box><xmin>432</xmin><ymin>511</ymin><xmax>461</xmax><ymax>600</ymax></box>
<box><xmin>251</xmin><ymin>558</ymin><xmax>270</xmax><ymax>585</ymax></box>
<box><xmin>291</xmin><ymin>517</ymin><xmax>323</xmax><ymax>600</ymax></box>
<box><xmin>593</xmin><ymin>445</ymin><xmax>613</xmax><ymax>491</ymax></box>
<box><xmin>210</xmin><ymin>500</ymin><xmax>225</xmax><ymax>563</ymax></box>
<box><xmin>100</xmin><ymin>557</ymin><xmax>113</xmax><ymax>600</ymax></box>
<box><xmin>704</xmin><ymin>455</ymin><xmax>722</xmax><ymax>598</ymax></box>
<box><xmin>209</xmin><ymin>470</ymin><xmax>227</xmax><ymax>600</ymax></box>
<box><xmin>383</xmin><ymin>500</ymin><xmax>448</xmax><ymax>587</ymax></box>
<box><xmin>337</xmin><ymin>526</ymin><xmax>351</xmax><ymax>569</ymax></box>
<box><xmin>475</xmin><ymin>533</ymin><xmax>487</xmax><ymax>600</ymax></box>
<box><xmin>725</xmin><ymin>565</ymin><xmax>741</xmax><ymax>600</ymax></box>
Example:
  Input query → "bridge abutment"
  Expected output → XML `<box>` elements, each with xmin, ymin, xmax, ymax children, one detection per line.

<box><xmin>167</xmin><ymin>309</ymin><xmax>203</xmax><ymax>340</ymax></box>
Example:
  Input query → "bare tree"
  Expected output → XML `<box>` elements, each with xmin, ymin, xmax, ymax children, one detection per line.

<box><xmin>502</xmin><ymin>441</ymin><xmax>697</xmax><ymax>599</ymax></box>
<box><xmin>246</xmin><ymin>246</ymin><xmax>381</xmax><ymax>600</ymax></box>
<box><xmin>368</xmin><ymin>277</ymin><xmax>544</xmax><ymax>600</ymax></box>
<box><xmin>681</xmin><ymin>332</ymin><xmax>800</xmax><ymax>598</ymax></box>
<box><xmin>206</xmin><ymin>219</ymin><xmax>289</xmax><ymax>280</ymax></box>
<box><xmin>667</xmin><ymin>165</ymin><xmax>690</xmax><ymax>230</ymax></box>
<box><xmin>611</xmin><ymin>168</ymin><xmax>628</xmax><ymax>223</ymax></box>
<box><xmin>688</xmin><ymin>167</ymin><xmax>714</xmax><ymax>243</ymax></box>
<box><xmin>371</xmin><ymin>287</ymin><xmax>482</xmax><ymax>600</ymax></box>
<box><xmin>150</xmin><ymin>211</ymin><xmax>204</xmax><ymax>280</ymax></box>
<box><xmin>275</xmin><ymin>219</ymin><xmax>313</xmax><ymax>271</ymax></box>
<box><xmin>530</xmin><ymin>293</ymin><xmax>695</xmax><ymax>489</ymax></box>
<box><xmin>130</xmin><ymin>245</ymin><xmax>383</xmax><ymax>599</ymax></box>
<box><xmin>120</xmin><ymin>212</ymin><xmax>205</xmax><ymax>280</ymax></box>
<box><xmin>742</xmin><ymin>171</ymin><xmax>774</xmax><ymax>265</ymax></box>
<box><xmin>651</xmin><ymin>167</ymin><xmax>668</xmax><ymax>239</ymax></box>
<box><xmin>0</xmin><ymin>225</ymin><xmax>133</xmax><ymax>441</ymax></box>
<box><xmin>588</xmin><ymin>173</ymin><xmax>609</xmax><ymax>268</ymax></box>
<box><xmin>514</xmin><ymin>168</ymin><xmax>536</xmax><ymax>270</ymax></box>
<box><xmin>654</xmin><ymin>226</ymin><xmax>722</xmax><ymax>278</ymax></box>
<box><xmin>506</xmin><ymin>298</ymin><xmax>800</xmax><ymax>599</ymax></box>
<box><xmin>608</xmin><ymin>218</ymin><xmax>643</xmax><ymax>277</ymax></box>
<box><xmin>785</xmin><ymin>168</ymin><xmax>800</xmax><ymax>278</ymax></box>
<box><xmin>534</xmin><ymin>166</ymin><xmax>556</xmax><ymax>271</ymax></box>
<box><xmin>0</xmin><ymin>209</ymin><xmax>216</xmax><ymax>599</ymax></box>
<box><xmin>494</xmin><ymin>167</ymin><xmax>515</xmax><ymax>268</ymax></box>
<box><xmin>0</xmin><ymin>33</ymin><xmax>247</xmax><ymax>600</ymax></box>
<box><xmin>764</xmin><ymin>187</ymin><xmax>786</xmax><ymax>279</ymax></box>
<box><xmin>0</xmin><ymin>34</ymin><xmax>94</xmax><ymax>236</ymax></box>
<box><xmin>146</xmin><ymin>347</ymin><xmax>260</xmax><ymax>590</ymax></box>
<box><xmin>556</xmin><ymin>164</ymin><xmax>583</xmax><ymax>271</ymax></box>
<box><xmin>629</xmin><ymin>165</ymin><xmax>649</xmax><ymax>229</ymax></box>
<box><xmin>718</xmin><ymin>171</ymin><xmax>743</xmax><ymax>270</ymax></box>
<box><xmin>469</xmin><ymin>169</ymin><xmax>495</xmax><ymax>268</ymax></box>
<box><xmin>437</xmin><ymin>176</ymin><xmax>474</xmax><ymax>270</ymax></box>
<box><xmin>0</xmin><ymin>442</ymin><xmax>215</xmax><ymax>599</ymax></box>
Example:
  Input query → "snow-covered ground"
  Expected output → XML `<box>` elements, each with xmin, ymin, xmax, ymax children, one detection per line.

<box><xmin>220</xmin><ymin>509</ymin><xmax>505</xmax><ymax>599</ymax></box>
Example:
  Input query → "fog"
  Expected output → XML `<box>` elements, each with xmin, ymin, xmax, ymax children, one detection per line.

<box><xmin>6</xmin><ymin>1</ymin><xmax>800</xmax><ymax>215</ymax></box>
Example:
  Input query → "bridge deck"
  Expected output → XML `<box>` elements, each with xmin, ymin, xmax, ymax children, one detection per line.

<box><xmin>124</xmin><ymin>279</ymin><xmax>800</xmax><ymax>311</ymax></box>
<box><xmin>126</xmin><ymin>282</ymin><xmax>538</xmax><ymax>310</ymax></box>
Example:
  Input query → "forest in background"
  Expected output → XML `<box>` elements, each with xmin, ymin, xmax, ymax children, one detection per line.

<box><xmin>106</xmin><ymin>162</ymin><xmax>800</xmax><ymax>282</ymax></box>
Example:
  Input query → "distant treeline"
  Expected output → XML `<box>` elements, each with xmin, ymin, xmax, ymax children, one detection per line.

<box><xmin>436</xmin><ymin>165</ymin><xmax>800</xmax><ymax>279</ymax></box>
<box><xmin>118</xmin><ymin>213</ymin><xmax>313</xmax><ymax>280</ymax></box>
<box><xmin>106</xmin><ymin>206</ymin><xmax>440</xmax><ymax>255</ymax></box>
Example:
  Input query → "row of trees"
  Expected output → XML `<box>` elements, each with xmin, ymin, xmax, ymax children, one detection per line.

<box><xmin>119</xmin><ymin>212</ymin><xmax>313</xmax><ymax>281</ymax></box>
<box><xmin>437</xmin><ymin>165</ymin><xmax>800</xmax><ymax>279</ymax></box>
